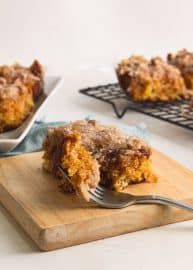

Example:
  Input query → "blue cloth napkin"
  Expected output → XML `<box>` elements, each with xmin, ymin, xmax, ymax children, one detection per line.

<box><xmin>0</xmin><ymin>121</ymin><xmax>66</xmax><ymax>157</ymax></box>
<box><xmin>0</xmin><ymin>119</ymin><xmax>150</xmax><ymax>157</ymax></box>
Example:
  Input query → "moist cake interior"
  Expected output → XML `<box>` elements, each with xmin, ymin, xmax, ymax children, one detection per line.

<box><xmin>0</xmin><ymin>60</ymin><xmax>44</xmax><ymax>133</ymax></box>
<box><xmin>116</xmin><ymin>55</ymin><xmax>188</xmax><ymax>102</ymax></box>
<box><xmin>43</xmin><ymin>120</ymin><xmax>157</xmax><ymax>201</ymax></box>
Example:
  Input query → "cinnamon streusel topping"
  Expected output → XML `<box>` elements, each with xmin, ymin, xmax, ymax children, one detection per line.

<box><xmin>43</xmin><ymin>120</ymin><xmax>156</xmax><ymax>201</ymax></box>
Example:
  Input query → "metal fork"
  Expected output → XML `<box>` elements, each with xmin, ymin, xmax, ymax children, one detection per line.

<box><xmin>59</xmin><ymin>167</ymin><xmax>193</xmax><ymax>211</ymax></box>
<box><xmin>89</xmin><ymin>185</ymin><xmax>193</xmax><ymax>211</ymax></box>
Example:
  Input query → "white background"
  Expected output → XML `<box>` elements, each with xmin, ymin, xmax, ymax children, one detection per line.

<box><xmin>1</xmin><ymin>0</ymin><xmax>193</xmax><ymax>72</ymax></box>
<box><xmin>1</xmin><ymin>0</ymin><xmax>193</xmax><ymax>269</ymax></box>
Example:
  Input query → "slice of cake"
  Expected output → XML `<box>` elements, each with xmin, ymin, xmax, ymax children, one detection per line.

<box><xmin>167</xmin><ymin>49</ymin><xmax>193</xmax><ymax>90</ymax></box>
<box><xmin>43</xmin><ymin>120</ymin><xmax>157</xmax><ymax>201</ymax></box>
<box><xmin>116</xmin><ymin>55</ymin><xmax>148</xmax><ymax>91</ymax></box>
<box><xmin>0</xmin><ymin>60</ymin><xmax>44</xmax><ymax>133</ymax></box>
<box><xmin>116</xmin><ymin>56</ymin><xmax>187</xmax><ymax>101</ymax></box>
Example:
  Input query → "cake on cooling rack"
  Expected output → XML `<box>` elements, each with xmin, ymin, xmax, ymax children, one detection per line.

<box><xmin>116</xmin><ymin>56</ymin><xmax>187</xmax><ymax>102</ymax></box>
<box><xmin>0</xmin><ymin>60</ymin><xmax>44</xmax><ymax>133</ymax></box>
<box><xmin>43</xmin><ymin>120</ymin><xmax>157</xmax><ymax>201</ymax></box>
<box><xmin>116</xmin><ymin>55</ymin><xmax>148</xmax><ymax>91</ymax></box>
<box><xmin>168</xmin><ymin>49</ymin><xmax>193</xmax><ymax>91</ymax></box>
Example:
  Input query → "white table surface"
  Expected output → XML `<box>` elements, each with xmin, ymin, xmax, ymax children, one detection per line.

<box><xmin>1</xmin><ymin>0</ymin><xmax>193</xmax><ymax>269</ymax></box>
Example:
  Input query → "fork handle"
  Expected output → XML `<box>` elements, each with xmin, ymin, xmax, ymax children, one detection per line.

<box><xmin>135</xmin><ymin>195</ymin><xmax>193</xmax><ymax>212</ymax></box>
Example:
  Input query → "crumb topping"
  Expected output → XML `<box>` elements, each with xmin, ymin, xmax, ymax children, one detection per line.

<box><xmin>0</xmin><ymin>60</ymin><xmax>44</xmax><ymax>133</ymax></box>
<box><xmin>116</xmin><ymin>54</ymin><xmax>187</xmax><ymax>101</ymax></box>
<box><xmin>43</xmin><ymin>120</ymin><xmax>156</xmax><ymax>201</ymax></box>
<box><xmin>117</xmin><ymin>56</ymin><xmax>183</xmax><ymax>82</ymax></box>
<box><xmin>0</xmin><ymin>60</ymin><xmax>43</xmax><ymax>101</ymax></box>
<box><xmin>116</xmin><ymin>55</ymin><xmax>148</xmax><ymax>76</ymax></box>
<box><xmin>54</xmin><ymin>120</ymin><xmax>151</xmax><ymax>159</ymax></box>
<box><xmin>167</xmin><ymin>49</ymin><xmax>193</xmax><ymax>90</ymax></box>
<box><xmin>168</xmin><ymin>49</ymin><xmax>193</xmax><ymax>73</ymax></box>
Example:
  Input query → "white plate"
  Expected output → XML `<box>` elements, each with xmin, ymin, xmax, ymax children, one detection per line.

<box><xmin>0</xmin><ymin>76</ymin><xmax>63</xmax><ymax>153</ymax></box>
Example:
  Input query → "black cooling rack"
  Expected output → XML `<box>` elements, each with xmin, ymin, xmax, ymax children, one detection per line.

<box><xmin>79</xmin><ymin>83</ymin><xmax>193</xmax><ymax>131</ymax></box>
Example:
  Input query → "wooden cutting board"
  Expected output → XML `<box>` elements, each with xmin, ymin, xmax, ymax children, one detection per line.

<box><xmin>1</xmin><ymin>150</ymin><xmax>193</xmax><ymax>251</ymax></box>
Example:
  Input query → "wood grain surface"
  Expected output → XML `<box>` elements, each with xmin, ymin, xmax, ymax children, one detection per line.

<box><xmin>1</xmin><ymin>150</ymin><xmax>193</xmax><ymax>251</ymax></box>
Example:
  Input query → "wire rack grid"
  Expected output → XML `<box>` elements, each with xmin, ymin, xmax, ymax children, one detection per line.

<box><xmin>79</xmin><ymin>83</ymin><xmax>193</xmax><ymax>131</ymax></box>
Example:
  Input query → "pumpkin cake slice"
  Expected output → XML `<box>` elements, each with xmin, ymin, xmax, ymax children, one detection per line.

<box><xmin>167</xmin><ymin>49</ymin><xmax>193</xmax><ymax>90</ymax></box>
<box><xmin>116</xmin><ymin>55</ymin><xmax>148</xmax><ymax>91</ymax></box>
<box><xmin>0</xmin><ymin>60</ymin><xmax>44</xmax><ymax>133</ymax></box>
<box><xmin>116</xmin><ymin>56</ymin><xmax>187</xmax><ymax>101</ymax></box>
<box><xmin>43</xmin><ymin>120</ymin><xmax>157</xmax><ymax>201</ymax></box>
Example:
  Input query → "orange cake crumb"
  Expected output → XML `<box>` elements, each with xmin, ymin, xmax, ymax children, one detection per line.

<box><xmin>43</xmin><ymin>120</ymin><xmax>157</xmax><ymax>201</ymax></box>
